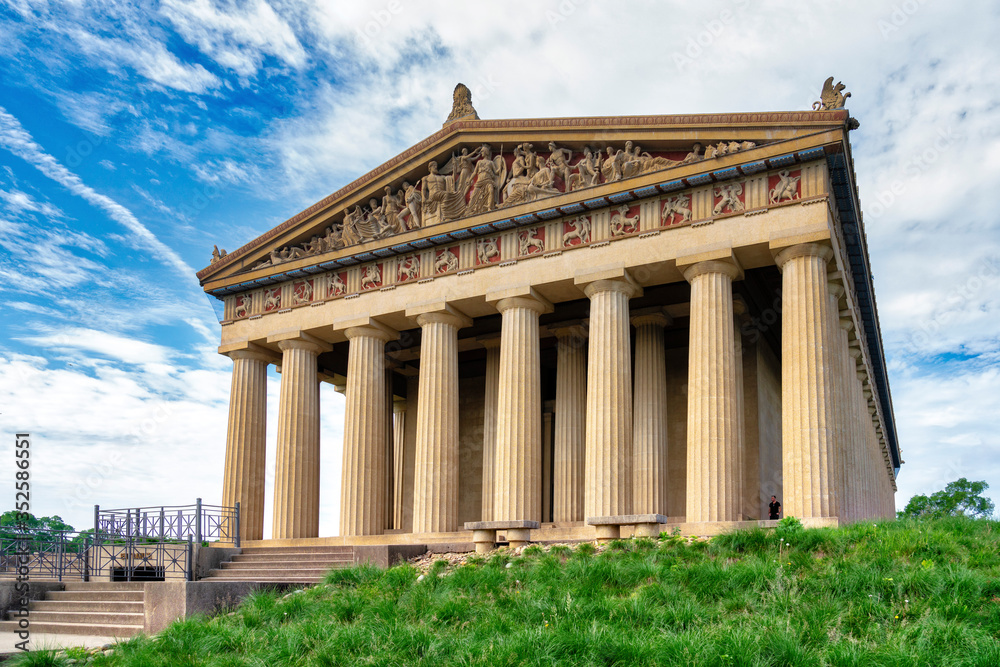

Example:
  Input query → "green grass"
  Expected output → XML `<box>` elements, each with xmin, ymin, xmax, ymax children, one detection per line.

<box><xmin>13</xmin><ymin>516</ymin><xmax>1000</xmax><ymax>666</ymax></box>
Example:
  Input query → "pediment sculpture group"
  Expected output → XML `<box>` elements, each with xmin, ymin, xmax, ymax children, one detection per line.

<box><xmin>255</xmin><ymin>138</ymin><xmax>758</xmax><ymax>269</ymax></box>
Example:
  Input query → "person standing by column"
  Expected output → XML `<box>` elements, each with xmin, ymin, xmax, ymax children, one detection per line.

<box><xmin>769</xmin><ymin>496</ymin><xmax>782</xmax><ymax>520</ymax></box>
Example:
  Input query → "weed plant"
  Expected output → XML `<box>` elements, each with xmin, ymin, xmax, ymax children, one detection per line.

<box><xmin>11</xmin><ymin>516</ymin><xmax>1000</xmax><ymax>666</ymax></box>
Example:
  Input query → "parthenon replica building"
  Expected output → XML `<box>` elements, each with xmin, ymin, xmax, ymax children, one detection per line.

<box><xmin>199</xmin><ymin>80</ymin><xmax>900</xmax><ymax>546</ymax></box>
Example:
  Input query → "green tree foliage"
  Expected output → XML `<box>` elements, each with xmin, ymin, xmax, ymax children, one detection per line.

<box><xmin>0</xmin><ymin>510</ymin><xmax>75</xmax><ymax>539</ymax></box>
<box><xmin>898</xmin><ymin>478</ymin><xmax>995</xmax><ymax>519</ymax></box>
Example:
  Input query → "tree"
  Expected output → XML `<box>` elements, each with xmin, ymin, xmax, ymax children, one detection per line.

<box><xmin>898</xmin><ymin>478</ymin><xmax>996</xmax><ymax>519</ymax></box>
<box><xmin>0</xmin><ymin>511</ymin><xmax>76</xmax><ymax>539</ymax></box>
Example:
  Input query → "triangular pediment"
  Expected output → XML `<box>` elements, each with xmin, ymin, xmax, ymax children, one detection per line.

<box><xmin>198</xmin><ymin>109</ymin><xmax>852</xmax><ymax>291</ymax></box>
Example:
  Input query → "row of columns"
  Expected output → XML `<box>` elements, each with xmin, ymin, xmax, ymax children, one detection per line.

<box><xmin>222</xmin><ymin>242</ymin><xmax>896</xmax><ymax>541</ymax></box>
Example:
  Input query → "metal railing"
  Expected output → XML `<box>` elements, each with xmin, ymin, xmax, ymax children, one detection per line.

<box><xmin>0</xmin><ymin>500</ymin><xmax>240</xmax><ymax>583</ymax></box>
<box><xmin>95</xmin><ymin>499</ymin><xmax>240</xmax><ymax>547</ymax></box>
<box><xmin>0</xmin><ymin>530</ymin><xmax>91</xmax><ymax>582</ymax></box>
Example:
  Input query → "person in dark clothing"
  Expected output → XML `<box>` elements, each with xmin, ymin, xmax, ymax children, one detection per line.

<box><xmin>768</xmin><ymin>496</ymin><xmax>781</xmax><ymax>520</ymax></box>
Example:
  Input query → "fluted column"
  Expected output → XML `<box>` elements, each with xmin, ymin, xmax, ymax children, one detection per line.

<box><xmin>826</xmin><ymin>281</ymin><xmax>847</xmax><ymax>520</ymax></box>
<box><xmin>843</xmin><ymin>345</ymin><xmax>862</xmax><ymax>522</ymax></box>
<box><xmin>221</xmin><ymin>348</ymin><xmax>270</xmax><ymax>542</ymax></box>
<box><xmin>553</xmin><ymin>325</ymin><xmax>588</xmax><ymax>522</ymax></box>
<box><xmin>272</xmin><ymin>336</ymin><xmax>327</xmax><ymax>539</ymax></box>
<box><xmin>776</xmin><ymin>243</ymin><xmax>837</xmax><ymax>518</ymax></box>
<box><xmin>340</xmin><ymin>324</ymin><xmax>396</xmax><ymax>537</ymax></box>
<box><xmin>491</xmin><ymin>288</ymin><xmax>551</xmax><ymax>522</ymax></box>
<box><xmin>480</xmin><ymin>337</ymin><xmax>502</xmax><ymax>521</ymax></box>
<box><xmin>683</xmin><ymin>259</ymin><xmax>742</xmax><ymax>522</ymax></box>
<box><xmin>582</xmin><ymin>277</ymin><xmax>640</xmax><ymax>518</ymax></box>
<box><xmin>392</xmin><ymin>398</ymin><xmax>407</xmax><ymax>531</ymax></box>
<box><xmin>411</xmin><ymin>306</ymin><xmax>470</xmax><ymax>533</ymax></box>
<box><xmin>631</xmin><ymin>309</ymin><xmax>670</xmax><ymax>516</ymax></box>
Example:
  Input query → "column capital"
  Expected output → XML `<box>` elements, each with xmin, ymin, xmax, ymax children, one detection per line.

<box><xmin>407</xmin><ymin>301</ymin><xmax>472</xmax><ymax>329</ymax></box>
<box><xmin>774</xmin><ymin>242</ymin><xmax>833</xmax><ymax>270</ymax></box>
<box><xmin>630</xmin><ymin>306</ymin><xmax>672</xmax><ymax>328</ymax></box>
<box><xmin>828</xmin><ymin>282</ymin><xmax>845</xmax><ymax>299</ymax></box>
<box><xmin>574</xmin><ymin>266</ymin><xmax>641</xmax><ymax>299</ymax></box>
<box><xmin>676</xmin><ymin>245</ymin><xmax>743</xmax><ymax>283</ymax></box>
<box><xmin>407</xmin><ymin>299</ymin><xmax>473</xmax><ymax>327</ymax></box>
<box><xmin>219</xmin><ymin>341</ymin><xmax>278</xmax><ymax>364</ymax></box>
<box><xmin>550</xmin><ymin>320</ymin><xmax>589</xmax><ymax>340</ymax></box>
<box><xmin>487</xmin><ymin>285</ymin><xmax>553</xmax><ymax>315</ymax></box>
<box><xmin>267</xmin><ymin>330</ymin><xmax>332</xmax><ymax>354</ymax></box>
<box><xmin>840</xmin><ymin>317</ymin><xmax>854</xmax><ymax>332</ymax></box>
<box><xmin>392</xmin><ymin>397</ymin><xmax>408</xmax><ymax>413</ymax></box>
<box><xmin>477</xmin><ymin>333</ymin><xmax>503</xmax><ymax>350</ymax></box>
<box><xmin>342</xmin><ymin>318</ymin><xmax>398</xmax><ymax>342</ymax></box>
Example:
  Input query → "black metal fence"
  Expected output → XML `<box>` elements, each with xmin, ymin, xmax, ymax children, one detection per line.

<box><xmin>0</xmin><ymin>530</ymin><xmax>91</xmax><ymax>581</ymax></box>
<box><xmin>0</xmin><ymin>500</ymin><xmax>239</xmax><ymax>582</ymax></box>
<box><xmin>95</xmin><ymin>499</ymin><xmax>241</xmax><ymax>546</ymax></box>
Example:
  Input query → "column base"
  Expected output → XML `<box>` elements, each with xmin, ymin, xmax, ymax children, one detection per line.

<box><xmin>464</xmin><ymin>520</ymin><xmax>540</xmax><ymax>552</ymax></box>
<box><xmin>587</xmin><ymin>514</ymin><xmax>668</xmax><ymax>543</ymax></box>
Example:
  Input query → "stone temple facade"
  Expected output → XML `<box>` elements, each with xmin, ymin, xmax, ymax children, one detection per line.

<box><xmin>199</xmin><ymin>83</ymin><xmax>900</xmax><ymax>547</ymax></box>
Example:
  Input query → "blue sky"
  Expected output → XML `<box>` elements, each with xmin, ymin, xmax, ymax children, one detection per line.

<box><xmin>1</xmin><ymin>1</ymin><xmax>998</xmax><ymax>535</ymax></box>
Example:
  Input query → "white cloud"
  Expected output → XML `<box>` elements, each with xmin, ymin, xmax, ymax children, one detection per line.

<box><xmin>160</xmin><ymin>0</ymin><xmax>307</xmax><ymax>77</ymax></box>
<box><xmin>0</xmin><ymin>106</ymin><xmax>198</xmax><ymax>285</ymax></box>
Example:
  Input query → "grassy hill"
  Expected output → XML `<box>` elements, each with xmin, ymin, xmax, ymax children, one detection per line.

<box><xmin>15</xmin><ymin>516</ymin><xmax>1000</xmax><ymax>666</ymax></box>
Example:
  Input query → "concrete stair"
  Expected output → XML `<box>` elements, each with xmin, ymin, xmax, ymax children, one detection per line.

<box><xmin>202</xmin><ymin>545</ymin><xmax>354</xmax><ymax>583</ymax></box>
<box><xmin>0</xmin><ymin>582</ymin><xmax>145</xmax><ymax>637</ymax></box>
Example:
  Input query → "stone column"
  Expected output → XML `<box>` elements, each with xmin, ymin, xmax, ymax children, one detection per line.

<box><xmin>221</xmin><ymin>347</ymin><xmax>271</xmax><ymax>542</ymax></box>
<box><xmin>577</xmin><ymin>273</ymin><xmax>640</xmax><ymax>519</ymax></box>
<box><xmin>776</xmin><ymin>243</ymin><xmax>837</xmax><ymax>519</ymax></box>
<box><xmin>489</xmin><ymin>287</ymin><xmax>552</xmax><ymax>523</ymax></box>
<box><xmin>826</xmin><ymin>280</ymin><xmax>847</xmax><ymax>521</ymax></box>
<box><xmin>542</xmin><ymin>404</ymin><xmax>554</xmax><ymax>523</ymax></box>
<box><xmin>681</xmin><ymin>257</ymin><xmax>743</xmax><ymax>523</ymax></box>
<box><xmin>392</xmin><ymin>398</ymin><xmax>407</xmax><ymax>531</ymax></box>
<box><xmin>552</xmin><ymin>324</ymin><xmax>588</xmax><ymax>522</ymax></box>
<box><xmin>479</xmin><ymin>337</ymin><xmax>502</xmax><ymax>521</ymax></box>
<box><xmin>271</xmin><ymin>334</ymin><xmax>329</xmax><ymax>539</ymax></box>
<box><xmin>631</xmin><ymin>308</ymin><xmax>670</xmax><ymax>517</ymax></box>
<box><xmin>409</xmin><ymin>304</ymin><xmax>471</xmax><ymax>534</ymax></box>
<box><xmin>340</xmin><ymin>323</ymin><xmax>396</xmax><ymax>537</ymax></box>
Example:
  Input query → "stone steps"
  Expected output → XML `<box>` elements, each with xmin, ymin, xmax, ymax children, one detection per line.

<box><xmin>200</xmin><ymin>545</ymin><xmax>356</xmax><ymax>584</ymax></box>
<box><xmin>0</xmin><ymin>582</ymin><xmax>146</xmax><ymax>637</ymax></box>
<box><xmin>29</xmin><ymin>600</ymin><xmax>145</xmax><ymax>613</ymax></box>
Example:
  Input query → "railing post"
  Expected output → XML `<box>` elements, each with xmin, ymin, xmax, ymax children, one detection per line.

<box><xmin>84</xmin><ymin>535</ymin><xmax>90</xmax><ymax>582</ymax></box>
<box><xmin>159</xmin><ymin>508</ymin><xmax>166</xmax><ymax>541</ymax></box>
<box><xmin>195</xmin><ymin>498</ymin><xmax>203</xmax><ymax>544</ymax></box>
<box><xmin>176</xmin><ymin>510</ymin><xmax>183</xmax><ymax>540</ymax></box>
<box><xmin>58</xmin><ymin>532</ymin><xmax>64</xmax><ymax>582</ymax></box>
<box><xmin>187</xmin><ymin>535</ymin><xmax>194</xmax><ymax>582</ymax></box>
<box><xmin>94</xmin><ymin>505</ymin><xmax>100</xmax><ymax>543</ymax></box>
<box><xmin>235</xmin><ymin>501</ymin><xmax>241</xmax><ymax>548</ymax></box>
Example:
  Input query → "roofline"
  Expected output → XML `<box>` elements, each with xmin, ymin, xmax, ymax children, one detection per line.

<box><xmin>197</xmin><ymin>109</ymin><xmax>850</xmax><ymax>281</ymax></box>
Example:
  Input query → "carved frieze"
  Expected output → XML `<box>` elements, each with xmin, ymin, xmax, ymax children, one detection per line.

<box><xmin>292</xmin><ymin>280</ymin><xmax>313</xmax><ymax>306</ymax></box>
<box><xmin>660</xmin><ymin>195</ymin><xmax>692</xmax><ymax>226</ymax></box>
<box><xmin>563</xmin><ymin>216</ymin><xmax>591</xmax><ymax>247</ymax></box>
<box><xmin>434</xmin><ymin>247</ymin><xmax>459</xmax><ymax>274</ymax></box>
<box><xmin>517</xmin><ymin>227</ymin><xmax>544</xmax><ymax>256</ymax></box>
<box><xmin>609</xmin><ymin>205</ymin><xmax>640</xmax><ymax>237</ymax></box>
<box><xmin>768</xmin><ymin>170</ymin><xmax>801</xmax><ymax>204</ymax></box>
<box><xmin>263</xmin><ymin>288</ymin><xmax>281</xmax><ymax>312</ymax></box>
<box><xmin>360</xmin><ymin>264</ymin><xmax>382</xmax><ymax>291</ymax></box>
<box><xmin>713</xmin><ymin>183</ymin><xmax>745</xmax><ymax>216</ymax></box>
<box><xmin>251</xmin><ymin>137</ymin><xmax>761</xmax><ymax>270</ymax></box>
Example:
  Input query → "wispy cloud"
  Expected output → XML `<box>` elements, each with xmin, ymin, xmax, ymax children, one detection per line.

<box><xmin>0</xmin><ymin>106</ymin><xmax>197</xmax><ymax>284</ymax></box>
